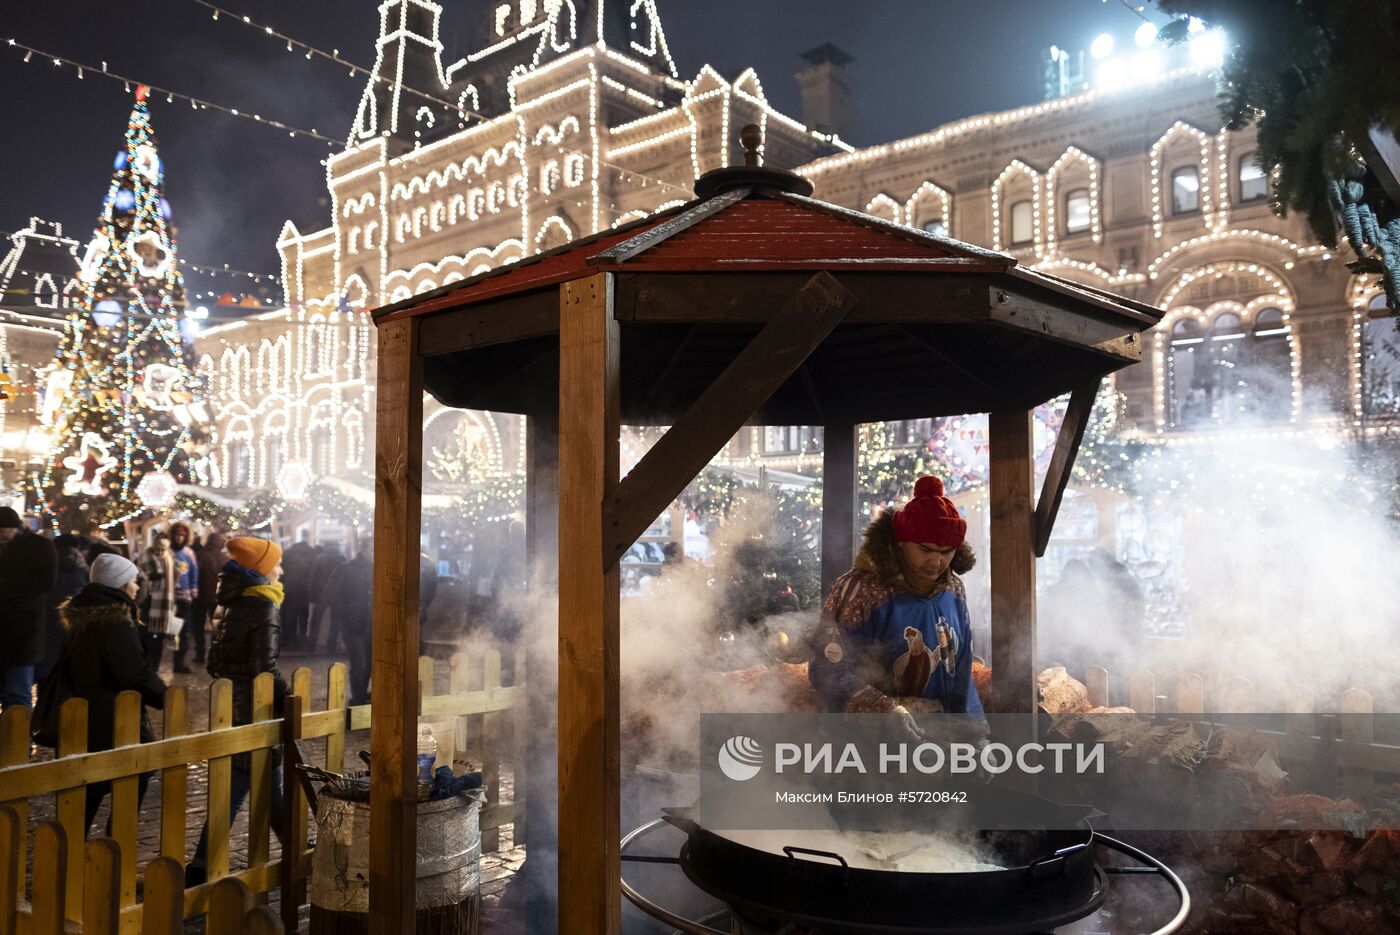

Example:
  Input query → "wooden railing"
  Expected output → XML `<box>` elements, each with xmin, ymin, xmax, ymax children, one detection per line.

<box><xmin>0</xmin><ymin>651</ymin><xmax>522</xmax><ymax>934</ymax></box>
<box><xmin>1075</xmin><ymin>663</ymin><xmax>1399</xmax><ymax>805</ymax></box>
<box><xmin>0</xmin><ymin>812</ymin><xmax>281</xmax><ymax>935</ymax></box>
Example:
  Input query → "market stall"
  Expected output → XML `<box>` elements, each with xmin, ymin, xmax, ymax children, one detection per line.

<box><xmin>367</xmin><ymin>125</ymin><xmax>1160</xmax><ymax>934</ymax></box>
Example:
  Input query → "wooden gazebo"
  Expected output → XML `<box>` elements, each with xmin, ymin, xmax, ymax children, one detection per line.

<box><xmin>367</xmin><ymin>129</ymin><xmax>1161</xmax><ymax>934</ymax></box>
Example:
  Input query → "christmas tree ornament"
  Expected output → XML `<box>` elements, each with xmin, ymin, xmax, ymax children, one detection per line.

<box><xmin>136</xmin><ymin>470</ymin><xmax>177</xmax><ymax>508</ymax></box>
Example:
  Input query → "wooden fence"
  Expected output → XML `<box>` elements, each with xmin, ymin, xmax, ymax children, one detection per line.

<box><xmin>1076</xmin><ymin>663</ymin><xmax>1400</xmax><ymax>805</ymax></box>
<box><xmin>0</xmin><ymin>652</ymin><xmax>523</xmax><ymax>934</ymax></box>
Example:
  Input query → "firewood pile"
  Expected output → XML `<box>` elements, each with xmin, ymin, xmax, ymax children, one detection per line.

<box><xmin>1015</xmin><ymin>667</ymin><xmax>1400</xmax><ymax>933</ymax></box>
<box><xmin>1117</xmin><ymin>825</ymin><xmax>1400</xmax><ymax>934</ymax></box>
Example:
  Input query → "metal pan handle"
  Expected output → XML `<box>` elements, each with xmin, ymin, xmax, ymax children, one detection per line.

<box><xmin>782</xmin><ymin>845</ymin><xmax>849</xmax><ymax>868</ymax></box>
<box><xmin>1028</xmin><ymin>842</ymin><xmax>1089</xmax><ymax>881</ymax></box>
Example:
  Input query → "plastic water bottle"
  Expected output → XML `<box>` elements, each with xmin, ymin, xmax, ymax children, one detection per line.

<box><xmin>416</xmin><ymin>725</ymin><xmax>437</xmax><ymax>783</ymax></box>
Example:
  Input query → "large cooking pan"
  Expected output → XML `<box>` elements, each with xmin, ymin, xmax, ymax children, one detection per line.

<box><xmin>657</xmin><ymin>785</ymin><xmax>1104</xmax><ymax>934</ymax></box>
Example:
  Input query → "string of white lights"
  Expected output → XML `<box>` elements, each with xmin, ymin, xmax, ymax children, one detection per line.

<box><xmin>194</xmin><ymin>0</ymin><xmax>695</xmax><ymax>198</ymax></box>
<box><xmin>3</xmin><ymin>37</ymin><xmax>340</xmax><ymax>146</ymax></box>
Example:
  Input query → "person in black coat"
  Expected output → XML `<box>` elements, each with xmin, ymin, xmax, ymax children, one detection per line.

<box><xmin>37</xmin><ymin>535</ymin><xmax>89</xmax><ymax>682</ymax></box>
<box><xmin>188</xmin><ymin>537</ymin><xmax>287</xmax><ymax>884</ymax></box>
<box><xmin>278</xmin><ymin>538</ymin><xmax>316</xmax><ymax>650</ymax></box>
<box><xmin>305</xmin><ymin>542</ymin><xmax>346</xmax><ymax>653</ymax></box>
<box><xmin>0</xmin><ymin>507</ymin><xmax>58</xmax><ymax>710</ymax></box>
<box><xmin>325</xmin><ymin>541</ymin><xmax>374</xmax><ymax>704</ymax></box>
<box><xmin>55</xmin><ymin>553</ymin><xmax>168</xmax><ymax>831</ymax></box>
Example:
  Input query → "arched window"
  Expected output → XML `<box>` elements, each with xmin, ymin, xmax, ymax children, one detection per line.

<box><xmin>1207</xmin><ymin>312</ymin><xmax>1247</xmax><ymax>424</ymax></box>
<box><xmin>310</xmin><ymin>427</ymin><xmax>332</xmax><ymax>477</ymax></box>
<box><xmin>1361</xmin><ymin>294</ymin><xmax>1400</xmax><ymax>416</ymax></box>
<box><xmin>1063</xmin><ymin>189</ymin><xmax>1091</xmax><ymax>235</ymax></box>
<box><xmin>229</xmin><ymin>442</ymin><xmax>253</xmax><ymax>489</ymax></box>
<box><xmin>1239</xmin><ymin>152</ymin><xmax>1268</xmax><ymax>202</ymax></box>
<box><xmin>1246</xmin><ymin>307</ymin><xmax>1291</xmax><ymax>422</ymax></box>
<box><xmin>1171</xmin><ymin>167</ymin><xmax>1200</xmax><ymax>214</ymax></box>
<box><xmin>1167</xmin><ymin>318</ymin><xmax>1206</xmax><ymax>429</ymax></box>
<box><xmin>1010</xmin><ymin>200</ymin><xmax>1034</xmax><ymax>245</ymax></box>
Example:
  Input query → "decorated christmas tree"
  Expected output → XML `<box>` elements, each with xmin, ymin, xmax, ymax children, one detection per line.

<box><xmin>35</xmin><ymin>86</ymin><xmax>205</xmax><ymax>531</ymax></box>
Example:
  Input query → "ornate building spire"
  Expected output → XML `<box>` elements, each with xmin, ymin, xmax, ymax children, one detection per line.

<box><xmin>349</xmin><ymin>0</ymin><xmax>449</xmax><ymax>150</ymax></box>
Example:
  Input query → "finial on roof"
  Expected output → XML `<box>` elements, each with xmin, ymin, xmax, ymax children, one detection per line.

<box><xmin>740</xmin><ymin>124</ymin><xmax>763</xmax><ymax>167</ymax></box>
<box><xmin>692</xmin><ymin>124</ymin><xmax>815</xmax><ymax>199</ymax></box>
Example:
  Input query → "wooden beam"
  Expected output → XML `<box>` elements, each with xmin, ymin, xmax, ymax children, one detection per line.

<box><xmin>988</xmin><ymin>409</ymin><xmax>1036</xmax><ymax>716</ymax></box>
<box><xmin>369</xmin><ymin>316</ymin><xmax>423</xmax><ymax>935</ymax></box>
<box><xmin>821</xmin><ymin>422</ymin><xmax>857</xmax><ymax>600</ymax></box>
<box><xmin>617</xmin><ymin>272</ymin><xmax>985</xmax><ymax>324</ymax></box>
<box><xmin>1033</xmin><ymin>379</ymin><xmax>1101</xmax><ymax>557</ymax></box>
<box><xmin>988</xmin><ymin>291</ymin><xmax>1142</xmax><ymax>362</ymax></box>
<box><xmin>523</xmin><ymin>407</ymin><xmax>559</xmax><ymax>935</ymax></box>
<box><xmin>557</xmin><ymin>272</ymin><xmax>621</xmax><ymax>935</ymax></box>
<box><xmin>602</xmin><ymin>271</ymin><xmax>857</xmax><ymax>567</ymax></box>
<box><xmin>417</xmin><ymin>290</ymin><xmax>559</xmax><ymax>356</ymax></box>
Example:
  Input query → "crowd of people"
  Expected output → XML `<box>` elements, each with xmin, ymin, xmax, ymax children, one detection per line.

<box><xmin>0</xmin><ymin>516</ymin><xmax>402</xmax><ymax>880</ymax></box>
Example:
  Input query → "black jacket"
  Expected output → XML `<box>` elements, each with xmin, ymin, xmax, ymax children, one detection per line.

<box><xmin>279</xmin><ymin>541</ymin><xmax>317</xmax><ymax>607</ymax></box>
<box><xmin>206</xmin><ymin>563</ymin><xmax>289</xmax><ymax>724</ymax></box>
<box><xmin>38</xmin><ymin>538</ymin><xmax>89</xmax><ymax>681</ymax></box>
<box><xmin>57</xmin><ymin>584</ymin><xmax>167</xmax><ymax>748</ymax></box>
<box><xmin>325</xmin><ymin>554</ymin><xmax>373</xmax><ymax>634</ymax></box>
<box><xmin>0</xmin><ymin>529</ymin><xmax>59</xmax><ymax>666</ymax></box>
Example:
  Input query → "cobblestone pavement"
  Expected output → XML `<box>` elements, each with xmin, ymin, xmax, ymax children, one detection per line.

<box><xmin>17</xmin><ymin>647</ymin><xmax>528</xmax><ymax>933</ymax></box>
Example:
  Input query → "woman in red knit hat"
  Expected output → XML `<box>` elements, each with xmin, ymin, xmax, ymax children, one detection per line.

<box><xmin>808</xmin><ymin>475</ymin><xmax>984</xmax><ymax>727</ymax></box>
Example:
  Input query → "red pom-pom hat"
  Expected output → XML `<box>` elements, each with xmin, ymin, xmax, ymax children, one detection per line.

<box><xmin>892</xmin><ymin>475</ymin><xmax>967</xmax><ymax>547</ymax></box>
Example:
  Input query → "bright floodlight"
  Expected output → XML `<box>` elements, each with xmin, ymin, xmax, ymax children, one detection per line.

<box><xmin>1094</xmin><ymin>58</ymin><xmax>1128</xmax><ymax>90</ymax></box>
<box><xmin>1133</xmin><ymin>48</ymin><xmax>1163</xmax><ymax>81</ymax></box>
<box><xmin>1189</xmin><ymin>28</ymin><xmax>1227</xmax><ymax>68</ymax></box>
<box><xmin>1090</xmin><ymin>32</ymin><xmax>1116</xmax><ymax>59</ymax></box>
<box><xmin>1135</xmin><ymin>21</ymin><xmax>1158</xmax><ymax>47</ymax></box>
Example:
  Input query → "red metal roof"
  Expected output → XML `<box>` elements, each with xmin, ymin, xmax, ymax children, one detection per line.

<box><xmin>373</xmin><ymin>188</ymin><xmax>1025</xmax><ymax>323</ymax></box>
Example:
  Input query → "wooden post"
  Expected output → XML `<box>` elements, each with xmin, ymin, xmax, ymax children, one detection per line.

<box><xmin>988</xmin><ymin>410</ymin><xmax>1036</xmax><ymax>714</ymax></box>
<box><xmin>82</xmin><ymin>838</ymin><xmax>120</xmax><ymax>935</ymax></box>
<box><xmin>0</xmin><ymin>707</ymin><xmax>30</xmax><ymax>903</ymax></box>
<box><xmin>821</xmin><ymin>421</ymin><xmax>857</xmax><ymax>601</ymax></box>
<box><xmin>325</xmin><ymin>663</ymin><xmax>348</xmax><ymax>774</ymax></box>
<box><xmin>557</xmin><ymin>272</ymin><xmax>620</xmax><ymax>935</ymax></box>
<box><xmin>159</xmin><ymin>689</ymin><xmax>188</xmax><ymax>865</ymax></box>
<box><xmin>57</xmin><ymin>698</ymin><xmax>88</xmax><ymax>922</ymax></box>
<box><xmin>0</xmin><ymin>805</ymin><xmax>17</xmax><ymax>935</ymax></box>
<box><xmin>523</xmin><ymin>393</ymin><xmax>559</xmax><ymax>934</ymax></box>
<box><xmin>30</xmin><ymin>822</ymin><xmax>65</xmax><ymax>935</ymax></box>
<box><xmin>248</xmin><ymin>673</ymin><xmax>274</xmax><ymax>884</ymax></box>
<box><xmin>207</xmin><ymin>877</ymin><xmax>252</xmax><ymax>935</ymax></box>
<box><xmin>140</xmin><ymin>857</ymin><xmax>183</xmax><ymax>935</ymax></box>
<box><xmin>280</xmin><ymin>694</ymin><xmax>306</xmax><ymax>934</ymax></box>
<box><xmin>207</xmin><ymin>680</ymin><xmax>233</xmax><ymax>881</ymax></box>
<box><xmin>110</xmin><ymin>692</ymin><xmax>140</xmax><ymax>907</ymax></box>
<box><xmin>370</xmin><ymin>314</ymin><xmax>424</xmax><ymax>935</ymax></box>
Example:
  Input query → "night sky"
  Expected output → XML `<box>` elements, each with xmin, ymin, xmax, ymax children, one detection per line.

<box><xmin>0</xmin><ymin>1</ymin><xmax>1155</xmax><ymax>303</ymax></box>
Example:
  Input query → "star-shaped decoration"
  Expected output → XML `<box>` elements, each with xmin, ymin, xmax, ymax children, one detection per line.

<box><xmin>61</xmin><ymin>432</ymin><xmax>118</xmax><ymax>497</ymax></box>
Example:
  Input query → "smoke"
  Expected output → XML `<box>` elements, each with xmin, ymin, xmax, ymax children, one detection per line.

<box><xmin>1023</xmin><ymin>385</ymin><xmax>1400</xmax><ymax>713</ymax></box>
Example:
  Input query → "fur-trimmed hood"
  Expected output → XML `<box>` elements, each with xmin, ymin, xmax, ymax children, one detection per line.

<box><xmin>853</xmin><ymin>510</ymin><xmax>976</xmax><ymax>596</ymax></box>
<box><xmin>59</xmin><ymin>583</ymin><xmax>140</xmax><ymax>633</ymax></box>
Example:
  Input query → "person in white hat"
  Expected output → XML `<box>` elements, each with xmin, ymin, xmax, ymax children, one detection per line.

<box><xmin>51</xmin><ymin>552</ymin><xmax>168</xmax><ymax>831</ymax></box>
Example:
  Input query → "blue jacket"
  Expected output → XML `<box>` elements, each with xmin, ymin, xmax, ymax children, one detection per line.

<box><xmin>809</xmin><ymin>511</ymin><xmax>983</xmax><ymax>716</ymax></box>
<box><xmin>172</xmin><ymin>545</ymin><xmax>198</xmax><ymax>596</ymax></box>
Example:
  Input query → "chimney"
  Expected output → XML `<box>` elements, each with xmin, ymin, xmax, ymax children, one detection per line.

<box><xmin>795</xmin><ymin>43</ymin><xmax>854</xmax><ymax>140</ymax></box>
